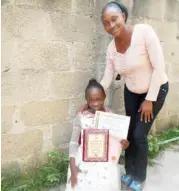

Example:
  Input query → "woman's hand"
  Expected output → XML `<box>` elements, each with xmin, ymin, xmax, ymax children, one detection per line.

<box><xmin>138</xmin><ymin>100</ymin><xmax>153</xmax><ymax>123</ymax></box>
<box><xmin>120</xmin><ymin>139</ymin><xmax>129</xmax><ymax>150</ymax></box>
<box><xmin>77</xmin><ymin>104</ymin><xmax>88</xmax><ymax>113</ymax></box>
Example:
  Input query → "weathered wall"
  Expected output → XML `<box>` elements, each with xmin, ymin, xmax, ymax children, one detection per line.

<box><xmin>1</xmin><ymin>0</ymin><xmax>179</xmax><ymax>169</ymax></box>
<box><xmin>1</xmin><ymin>0</ymin><xmax>105</xmax><ymax>169</ymax></box>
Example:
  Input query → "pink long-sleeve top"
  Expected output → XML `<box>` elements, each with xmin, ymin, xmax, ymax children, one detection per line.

<box><xmin>100</xmin><ymin>24</ymin><xmax>168</xmax><ymax>101</ymax></box>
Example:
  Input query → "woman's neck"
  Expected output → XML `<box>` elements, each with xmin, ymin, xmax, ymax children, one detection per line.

<box><xmin>115</xmin><ymin>25</ymin><xmax>133</xmax><ymax>44</ymax></box>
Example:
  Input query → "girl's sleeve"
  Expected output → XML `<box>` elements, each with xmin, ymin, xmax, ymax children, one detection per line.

<box><xmin>100</xmin><ymin>46</ymin><xmax>115</xmax><ymax>91</ymax></box>
<box><xmin>144</xmin><ymin>24</ymin><xmax>166</xmax><ymax>101</ymax></box>
<box><xmin>69</xmin><ymin>114</ymin><xmax>81</xmax><ymax>158</ymax></box>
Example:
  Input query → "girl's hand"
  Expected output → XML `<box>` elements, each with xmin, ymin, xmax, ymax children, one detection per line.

<box><xmin>71</xmin><ymin>173</ymin><xmax>78</xmax><ymax>188</ymax></box>
<box><xmin>77</xmin><ymin>104</ymin><xmax>88</xmax><ymax>113</ymax></box>
<box><xmin>138</xmin><ymin>100</ymin><xmax>153</xmax><ymax>123</ymax></box>
<box><xmin>69</xmin><ymin>167</ymin><xmax>78</xmax><ymax>188</ymax></box>
<box><xmin>120</xmin><ymin>139</ymin><xmax>129</xmax><ymax>150</ymax></box>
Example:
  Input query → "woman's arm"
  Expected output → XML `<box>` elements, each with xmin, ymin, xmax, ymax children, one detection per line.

<box><xmin>100</xmin><ymin>46</ymin><xmax>115</xmax><ymax>90</ymax></box>
<box><xmin>145</xmin><ymin>24</ymin><xmax>166</xmax><ymax>101</ymax></box>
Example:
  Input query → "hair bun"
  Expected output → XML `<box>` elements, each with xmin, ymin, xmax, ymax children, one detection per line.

<box><xmin>88</xmin><ymin>78</ymin><xmax>98</xmax><ymax>85</ymax></box>
<box><xmin>85</xmin><ymin>78</ymin><xmax>106</xmax><ymax>98</ymax></box>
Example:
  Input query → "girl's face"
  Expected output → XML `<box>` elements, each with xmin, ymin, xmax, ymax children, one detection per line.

<box><xmin>102</xmin><ymin>6</ymin><xmax>126</xmax><ymax>37</ymax></box>
<box><xmin>86</xmin><ymin>87</ymin><xmax>105</xmax><ymax>112</ymax></box>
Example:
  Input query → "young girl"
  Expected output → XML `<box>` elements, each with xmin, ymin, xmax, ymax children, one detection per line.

<box><xmin>65</xmin><ymin>79</ymin><xmax>129</xmax><ymax>191</ymax></box>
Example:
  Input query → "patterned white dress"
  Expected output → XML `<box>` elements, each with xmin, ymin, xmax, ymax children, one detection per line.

<box><xmin>65</xmin><ymin>109</ymin><xmax>122</xmax><ymax>191</ymax></box>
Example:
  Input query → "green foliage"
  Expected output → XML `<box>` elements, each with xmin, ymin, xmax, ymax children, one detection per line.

<box><xmin>148</xmin><ymin>127</ymin><xmax>179</xmax><ymax>159</ymax></box>
<box><xmin>157</xmin><ymin>127</ymin><xmax>179</xmax><ymax>141</ymax></box>
<box><xmin>148</xmin><ymin>134</ymin><xmax>161</xmax><ymax>159</ymax></box>
<box><xmin>1</xmin><ymin>152</ymin><xmax>69</xmax><ymax>191</ymax></box>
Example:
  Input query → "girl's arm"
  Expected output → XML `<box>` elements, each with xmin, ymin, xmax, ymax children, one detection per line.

<box><xmin>69</xmin><ymin>114</ymin><xmax>81</xmax><ymax>175</ymax></box>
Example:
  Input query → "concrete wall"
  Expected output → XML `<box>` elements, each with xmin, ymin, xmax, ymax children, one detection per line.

<box><xmin>1</xmin><ymin>0</ymin><xmax>179</xmax><ymax>169</ymax></box>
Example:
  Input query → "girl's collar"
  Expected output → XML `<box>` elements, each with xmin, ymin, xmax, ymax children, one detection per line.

<box><xmin>85</xmin><ymin>107</ymin><xmax>106</xmax><ymax>114</ymax></box>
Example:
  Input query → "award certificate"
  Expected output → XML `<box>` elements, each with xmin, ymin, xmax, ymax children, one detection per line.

<box><xmin>82</xmin><ymin>129</ymin><xmax>109</xmax><ymax>162</ymax></box>
<box><xmin>94</xmin><ymin>111</ymin><xmax>130</xmax><ymax>140</ymax></box>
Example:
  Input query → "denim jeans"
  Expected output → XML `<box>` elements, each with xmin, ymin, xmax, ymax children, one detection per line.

<box><xmin>124</xmin><ymin>82</ymin><xmax>169</xmax><ymax>182</ymax></box>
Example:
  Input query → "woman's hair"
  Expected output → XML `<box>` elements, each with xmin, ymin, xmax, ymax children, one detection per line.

<box><xmin>85</xmin><ymin>78</ymin><xmax>106</xmax><ymax>98</ymax></box>
<box><xmin>101</xmin><ymin>1</ymin><xmax>128</xmax><ymax>23</ymax></box>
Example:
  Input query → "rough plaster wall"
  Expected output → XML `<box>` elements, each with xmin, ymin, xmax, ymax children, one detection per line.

<box><xmin>1</xmin><ymin>0</ymin><xmax>179</xmax><ymax>169</ymax></box>
<box><xmin>1</xmin><ymin>0</ymin><xmax>108</xmax><ymax>169</ymax></box>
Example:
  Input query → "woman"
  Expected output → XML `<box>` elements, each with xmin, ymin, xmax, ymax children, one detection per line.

<box><xmin>99</xmin><ymin>1</ymin><xmax>169</xmax><ymax>191</ymax></box>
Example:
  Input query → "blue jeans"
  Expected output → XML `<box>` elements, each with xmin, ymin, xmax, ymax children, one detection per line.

<box><xmin>124</xmin><ymin>82</ymin><xmax>169</xmax><ymax>182</ymax></box>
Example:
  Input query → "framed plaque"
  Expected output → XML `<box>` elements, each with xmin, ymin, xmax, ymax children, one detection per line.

<box><xmin>82</xmin><ymin>129</ymin><xmax>109</xmax><ymax>162</ymax></box>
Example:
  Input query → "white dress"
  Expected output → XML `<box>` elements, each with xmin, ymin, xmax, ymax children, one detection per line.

<box><xmin>65</xmin><ymin>110</ymin><xmax>121</xmax><ymax>191</ymax></box>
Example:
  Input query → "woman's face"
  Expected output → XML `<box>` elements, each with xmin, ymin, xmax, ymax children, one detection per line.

<box><xmin>102</xmin><ymin>6</ymin><xmax>126</xmax><ymax>37</ymax></box>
